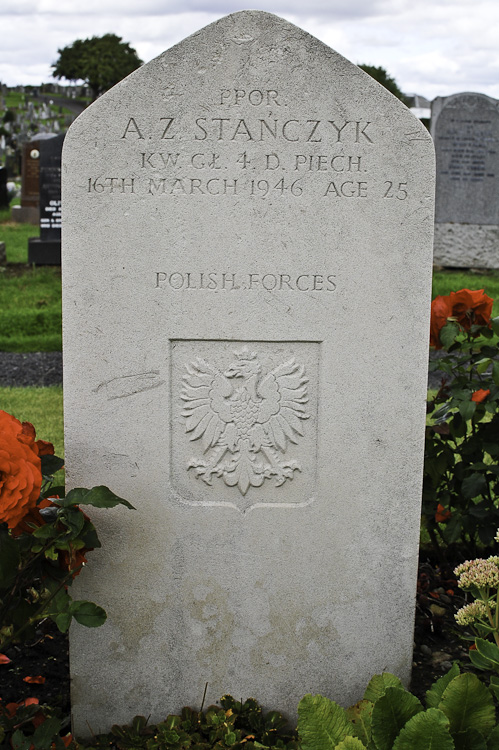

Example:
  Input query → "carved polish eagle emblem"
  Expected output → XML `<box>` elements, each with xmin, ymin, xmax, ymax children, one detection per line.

<box><xmin>181</xmin><ymin>348</ymin><xmax>310</xmax><ymax>497</ymax></box>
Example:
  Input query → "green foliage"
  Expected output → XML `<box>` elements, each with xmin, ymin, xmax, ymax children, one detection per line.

<box><xmin>357</xmin><ymin>65</ymin><xmax>410</xmax><ymax>106</ymax></box>
<box><xmin>423</xmin><ymin>316</ymin><xmax>499</xmax><ymax>556</ymax></box>
<box><xmin>0</xmin><ymin>436</ymin><xmax>133</xmax><ymax>649</ymax></box>
<box><xmin>297</xmin><ymin>667</ymin><xmax>499</xmax><ymax>749</ymax></box>
<box><xmin>85</xmin><ymin>696</ymin><xmax>299</xmax><ymax>750</ymax></box>
<box><xmin>52</xmin><ymin>34</ymin><xmax>142</xmax><ymax>99</ymax></box>
<box><xmin>0</xmin><ymin>700</ymin><xmax>72</xmax><ymax>750</ymax></box>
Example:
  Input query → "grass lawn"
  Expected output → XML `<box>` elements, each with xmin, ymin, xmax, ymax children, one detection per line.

<box><xmin>0</xmin><ymin>219</ymin><xmax>37</xmax><ymax>263</ymax></box>
<box><xmin>0</xmin><ymin>266</ymin><xmax>62</xmax><ymax>351</ymax></box>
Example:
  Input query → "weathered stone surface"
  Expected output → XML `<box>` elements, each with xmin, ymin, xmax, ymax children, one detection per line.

<box><xmin>432</xmin><ymin>92</ymin><xmax>499</xmax><ymax>267</ymax></box>
<box><xmin>434</xmin><ymin>223</ymin><xmax>499</xmax><ymax>268</ymax></box>
<box><xmin>63</xmin><ymin>11</ymin><xmax>434</xmax><ymax>735</ymax></box>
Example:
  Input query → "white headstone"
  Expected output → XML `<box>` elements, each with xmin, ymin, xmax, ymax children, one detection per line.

<box><xmin>63</xmin><ymin>11</ymin><xmax>434</xmax><ymax>736</ymax></box>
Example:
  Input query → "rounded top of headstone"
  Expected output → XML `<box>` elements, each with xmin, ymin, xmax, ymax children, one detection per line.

<box><xmin>66</xmin><ymin>8</ymin><xmax>426</xmax><ymax>149</ymax></box>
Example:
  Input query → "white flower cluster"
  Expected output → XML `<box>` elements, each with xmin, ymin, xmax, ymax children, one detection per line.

<box><xmin>454</xmin><ymin>558</ymin><xmax>499</xmax><ymax>590</ymax></box>
<box><xmin>455</xmin><ymin>599</ymin><xmax>496</xmax><ymax>626</ymax></box>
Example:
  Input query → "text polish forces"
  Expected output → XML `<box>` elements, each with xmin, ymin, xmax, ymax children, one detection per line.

<box><xmin>155</xmin><ymin>272</ymin><xmax>337</xmax><ymax>291</ymax></box>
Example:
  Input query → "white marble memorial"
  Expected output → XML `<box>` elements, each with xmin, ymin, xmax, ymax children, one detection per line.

<box><xmin>62</xmin><ymin>11</ymin><xmax>435</xmax><ymax>736</ymax></box>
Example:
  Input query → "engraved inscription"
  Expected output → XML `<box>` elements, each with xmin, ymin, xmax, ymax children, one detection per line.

<box><xmin>84</xmin><ymin>86</ymin><xmax>412</xmax><ymax>203</ymax></box>
<box><xmin>155</xmin><ymin>272</ymin><xmax>337</xmax><ymax>291</ymax></box>
<box><xmin>181</xmin><ymin>348</ymin><xmax>309</xmax><ymax>497</ymax></box>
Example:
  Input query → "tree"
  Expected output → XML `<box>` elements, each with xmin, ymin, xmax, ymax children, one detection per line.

<box><xmin>52</xmin><ymin>34</ymin><xmax>142</xmax><ymax>100</ymax></box>
<box><xmin>358</xmin><ymin>64</ymin><xmax>411</xmax><ymax>106</ymax></box>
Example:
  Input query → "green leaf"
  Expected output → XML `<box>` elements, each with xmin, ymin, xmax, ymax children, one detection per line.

<box><xmin>59</xmin><ymin>507</ymin><xmax>85</xmax><ymax>536</ymax></box>
<box><xmin>469</xmin><ymin>649</ymin><xmax>494</xmax><ymax>671</ymax></box>
<box><xmin>440</xmin><ymin>322</ymin><xmax>460</xmax><ymax>349</ymax></box>
<box><xmin>426</xmin><ymin>663</ymin><xmax>461</xmax><ymax>708</ymax></box>
<box><xmin>346</xmin><ymin>701</ymin><xmax>373</xmax><ymax>746</ymax></box>
<box><xmin>491</xmin><ymin>317</ymin><xmax>499</xmax><ymax>336</ymax></box>
<box><xmin>335</xmin><ymin>738</ymin><xmax>367</xmax><ymax>749</ymax></box>
<box><xmin>459</xmin><ymin>400</ymin><xmax>477</xmax><ymax>421</ymax></box>
<box><xmin>486</xmin><ymin>724</ymin><xmax>499</xmax><ymax>749</ymax></box>
<box><xmin>453</xmin><ymin>728</ymin><xmax>487</xmax><ymax>749</ymax></box>
<box><xmin>371</xmin><ymin>688</ymin><xmax>423</xmax><ymax>750</ymax></box>
<box><xmin>11</xmin><ymin>730</ymin><xmax>32</xmax><ymax>750</ymax></box>
<box><xmin>475</xmin><ymin>638</ymin><xmax>499</xmax><ymax>667</ymax></box>
<box><xmin>297</xmin><ymin>694</ymin><xmax>357</xmax><ymax>750</ymax></box>
<box><xmin>33</xmin><ymin>717</ymin><xmax>62</xmax><ymax>750</ymax></box>
<box><xmin>63</xmin><ymin>486</ymin><xmax>134</xmax><ymax>509</ymax></box>
<box><xmin>492</xmin><ymin>362</ymin><xmax>499</xmax><ymax>387</ymax></box>
<box><xmin>53</xmin><ymin>612</ymin><xmax>72</xmax><ymax>632</ymax></box>
<box><xmin>363</xmin><ymin>673</ymin><xmax>403</xmax><ymax>703</ymax></box>
<box><xmin>439</xmin><ymin>673</ymin><xmax>495</xmax><ymax>737</ymax></box>
<box><xmin>391</xmin><ymin>708</ymin><xmax>453</xmax><ymax>750</ymax></box>
<box><xmin>0</xmin><ymin>529</ymin><xmax>20</xmax><ymax>588</ymax></box>
<box><xmin>476</xmin><ymin>358</ymin><xmax>492</xmax><ymax>374</ymax></box>
<box><xmin>70</xmin><ymin>600</ymin><xmax>107</xmax><ymax>627</ymax></box>
<box><xmin>462</xmin><ymin>473</ymin><xmax>488</xmax><ymax>499</ymax></box>
<box><xmin>489</xmin><ymin>676</ymin><xmax>499</xmax><ymax>702</ymax></box>
<box><xmin>41</xmin><ymin>454</ymin><xmax>65</xmax><ymax>476</ymax></box>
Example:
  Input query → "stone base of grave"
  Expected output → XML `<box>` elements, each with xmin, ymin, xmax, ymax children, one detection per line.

<box><xmin>28</xmin><ymin>237</ymin><xmax>61</xmax><ymax>265</ymax></box>
<box><xmin>11</xmin><ymin>205</ymin><xmax>39</xmax><ymax>225</ymax></box>
<box><xmin>434</xmin><ymin>222</ymin><xmax>499</xmax><ymax>268</ymax></box>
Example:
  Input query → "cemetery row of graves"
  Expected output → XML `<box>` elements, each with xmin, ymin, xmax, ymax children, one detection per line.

<box><xmin>2</xmin><ymin>12</ymin><xmax>499</xmax><ymax>748</ymax></box>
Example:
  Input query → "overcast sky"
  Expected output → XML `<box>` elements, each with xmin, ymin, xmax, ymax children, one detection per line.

<box><xmin>1</xmin><ymin>0</ymin><xmax>498</xmax><ymax>101</ymax></box>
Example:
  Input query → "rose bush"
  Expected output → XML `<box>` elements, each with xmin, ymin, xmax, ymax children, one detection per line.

<box><xmin>0</xmin><ymin>410</ymin><xmax>133</xmax><ymax>749</ymax></box>
<box><xmin>423</xmin><ymin>289</ymin><xmax>499</xmax><ymax>556</ymax></box>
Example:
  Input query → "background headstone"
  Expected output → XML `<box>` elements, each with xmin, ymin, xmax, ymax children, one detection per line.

<box><xmin>11</xmin><ymin>137</ymin><xmax>42</xmax><ymax>224</ymax></box>
<box><xmin>63</xmin><ymin>11</ymin><xmax>434</xmax><ymax>736</ymax></box>
<box><xmin>0</xmin><ymin>166</ymin><xmax>9</xmax><ymax>210</ymax></box>
<box><xmin>28</xmin><ymin>133</ymin><xmax>63</xmax><ymax>264</ymax></box>
<box><xmin>432</xmin><ymin>92</ymin><xmax>499</xmax><ymax>267</ymax></box>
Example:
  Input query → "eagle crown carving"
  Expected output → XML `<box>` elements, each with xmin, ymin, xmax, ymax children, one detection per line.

<box><xmin>181</xmin><ymin>348</ymin><xmax>310</xmax><ymax>496</ymax></box>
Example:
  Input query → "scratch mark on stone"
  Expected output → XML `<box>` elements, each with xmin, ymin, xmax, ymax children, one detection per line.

<box><xmin>94</xmin><ymin>371</ymin><xmax>164</xmax><ymax>400</ymax></box>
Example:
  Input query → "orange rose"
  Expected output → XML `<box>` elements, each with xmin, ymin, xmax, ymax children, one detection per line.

<box><xmin>449</xmin><ymin>289</ymin><xmax>493</xmax><ymax>330</ymax></box>
<box><xmin>0</xmin><ymin>412</ymin><xmax>42</xmax><ymax>528</ymax></box>
<box><xmin>471</xmin><ymin>389</ymin><xmax>491</xmax><ymax>403</ymax></box>
<box><xmin>435</xmin><ymin>503</ymin><xmax>451</xmax><ymax>523</ymax></box>
<box><xmin>430</xmin><ymin>295</ymin><xmax>453</xmax><ymax>348</ymax></box>
<box><xmin>430</xmin><ymin>289</ymin><xmax>493</xmax><ymax>348</ymax></box>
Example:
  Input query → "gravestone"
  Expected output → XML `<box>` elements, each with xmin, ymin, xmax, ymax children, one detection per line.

<box><xmin>432</xmin><ymin>93</ymin><xmax>499</xmax><ymax>267</ymax></box>
<box><xmin>11</xmin><ymin>137</ymin><xmax>41</xmax><ymax>224</ymax></box>
<box><xmin>28</xmin><ymin>133</ymin><xmax>63</xmax><ymax>264</ymax></box>
<box><xmin>0</xmin><ymin>166</ymin><xmax>8</xmax><ymax>210</ymax></box>
<box><xmin>63</xmin><ymin>11</ymin><xmax>435</xmax><ymax>736</ymax></box>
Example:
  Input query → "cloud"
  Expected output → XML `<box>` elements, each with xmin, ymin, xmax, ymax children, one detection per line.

<box><xmin>0</xmin><ymin>0</ymin><xmax>498</xmax><ymax>99</ymax></box>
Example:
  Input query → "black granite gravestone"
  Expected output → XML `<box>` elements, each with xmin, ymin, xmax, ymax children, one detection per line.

<box><xmin>0</xmin><ymin>167</ymin><xmax>9</xmax><ymax>210</ymax></box>
<box><xmin>28</xmin><ymin>133</ymin><xmax>64</xmax><ymax>264</ymax></box>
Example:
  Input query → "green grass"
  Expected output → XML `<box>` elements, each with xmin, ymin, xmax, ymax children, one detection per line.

<box><xmin>433</xmin><ymin>270</ymin><xmax>499</xmax><ymax>317</ymax></box>
<box><xmin>0</xmin><ymin>266</ymin><xmax>62</xmax><ymax>351</ymax></box>
<box><xmin>0</xmin><ymin>220</ymin><xmax>37</xmax><ymax>263</ymax></box>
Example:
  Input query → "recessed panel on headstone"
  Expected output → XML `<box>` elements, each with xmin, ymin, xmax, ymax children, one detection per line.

<box><xmin>432</xmin><ymin>93</ymin><xmax>499</xmax><ymax>267</ymax></box>
<box><xmin>63</xmin><ymin>11</ymin><xmax>434</xmax><ymax>736</ymax></box>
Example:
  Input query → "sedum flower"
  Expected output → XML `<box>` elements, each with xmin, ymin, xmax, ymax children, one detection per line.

<box><xmin>455</xmin><ymin>558</ymin><xmax>499</xmax><ymax>590</ymax></box>
<box><xmin>455</xmin><ymin>599</ymin><xmax>495</xmax><ymax>626</ymax></box>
